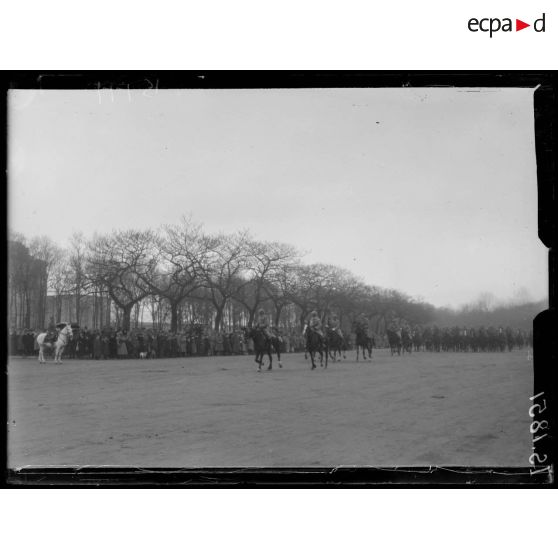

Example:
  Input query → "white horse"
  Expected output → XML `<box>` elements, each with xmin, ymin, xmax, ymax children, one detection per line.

<box><xmin>36</xmin><ymin>323</ymin><xmax>74</xmax><ymax>364</ymax></box>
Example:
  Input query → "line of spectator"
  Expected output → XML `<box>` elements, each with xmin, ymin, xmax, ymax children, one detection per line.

<box><xmin>8</xmin><ymin>326</ymin><xmax>312</xmax><ymax>360</ymax></box>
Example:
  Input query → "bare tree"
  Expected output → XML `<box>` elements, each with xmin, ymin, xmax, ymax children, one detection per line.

<box><xmin>66</xmin><ymin>232</ymin><xmax>91</xmax><ymax>324</ymax></box>
<box><xmin>29</xmin><ymin>235</ymin><xmax>63</xmax><ymax>327</ymax></box>
<box><xmin>88</xmin><ymin>230</ymin><xmax>156</xmax><ymax>331</ymax></box>
<box><xmin>263</xmin><ymin>264</ymin><xmax>297</xmax><ymax>326</ymax></box>
<box><xmin>192</xmin><ymin>231</ymin><xmax>249</xmax><ymax>331</ymax></box>
<box><xmin>233</xmin><ymin>239</ymin><xmax>299</xmax><ymax>326</ymax></box>
<box><xmin>138</xmin><ymin>220</ymin><xmax>205</xmax><ymax>333</ymax></box>
<box><xmin>48</xmin><ymin>250</ymin><xmax>74</xmax><ymax>323</ymax></box>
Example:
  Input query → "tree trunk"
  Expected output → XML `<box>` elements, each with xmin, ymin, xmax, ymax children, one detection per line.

<box><xmin>19</xmin><ymin>291</ymin><xmax>24</xmax><ymax>328</ymax></box>
<box><xmin>24</xmin><ymin>291</ymin><xmax>31</xmax><ymax>328</ymax></box>
<box><xmin>121</xmin><ymin>304</ymin><xmax>133</xmax><ymax>332</ymax></box>
<box><xmin>274</xmin><ymin>303</ymin><xmax>284</xmax><ymax>326</ymax></box>
<box><xmin>214</xmin><ymin>304</ymin><xmax>225</xmax><ymax>331</ymax></box>
<box><xmin>170</xmin><ymin>301</ymin><xmax>179</xmax><ymax>333</ymax></box>
<box><xmin>247</xmin><ymin>308</ymin><xmax>256</xmax><ymax>328</ymax></box>
<box><xmin>56</xmin><ymin>295</ymin><xmax>62</xmax><ymax>323</ymax></box>
<box><xmin>92</xmin><ymin>291</ymin><xmax>97</xmax><ymax>329</ymax></box>
<box><xmin>75</xmin><ymin>288</ymin><xmax>81</xmax><ymax>325</ymax></box>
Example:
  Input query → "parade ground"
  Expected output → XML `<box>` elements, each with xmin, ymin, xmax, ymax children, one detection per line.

<box><xmin>7</xmin><ymin>349</ymin><xmax>533</xmax><ymax>468</ymax></box>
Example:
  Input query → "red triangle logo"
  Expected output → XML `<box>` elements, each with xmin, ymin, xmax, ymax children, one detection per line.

<box><xmin>516</xmin><ymin>19</ymin><xmax>530</xmax><ymax>31</ymax></box>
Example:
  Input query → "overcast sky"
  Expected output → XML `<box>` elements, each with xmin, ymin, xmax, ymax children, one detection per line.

<box><xmin>8</xmin><ymin>87</ymin><xmax>547</xmax><ymax>308</ymax></box>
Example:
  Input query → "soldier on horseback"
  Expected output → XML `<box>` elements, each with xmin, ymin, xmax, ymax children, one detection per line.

<box><xmin>355</xmin><ymin>313</ymin><xmax>371</xmax><ymax>335</ymax></box>
<box><xmin>307</xmin><ymin>310</ymin><xmax>325</xmax><ymax>342</ymax></box>
<box><xmin>387</xmin><ymin>314</ymin><xmax>400</xmax><ymax>334</ymax></box>
<box><xmin>304</xmin><ymin>310</ymin><xmax>328</xmax><ymax>369</ymax></box>
<box><xmin>45</xmin><ymin>329</ymin><xmax>57</xmax><ymax>344</ymax></box>
<box><xmin>327</xmin><ymin>312</ymin><xmax>344</xmax><ymax>342</ymax></box>
<box><xmin>250</xmin><ymin>309</ymin><xmax>283</xmax><ymax>371</ymax></box>
<box><xmin>256</xmin><ymin>308</ymin><xmax>273</xmax><ymax>341</ymax></box>
<box><xmin>44</xmin><ymin>316</ymin><xmax>57</xmax><ymax>344</ymax></box>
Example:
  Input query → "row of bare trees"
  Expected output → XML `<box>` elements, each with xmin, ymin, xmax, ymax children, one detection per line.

<box><xmin>9</xmin><ymin>219</ymin><xmax>436</xmax><ymax>333</ymax></box>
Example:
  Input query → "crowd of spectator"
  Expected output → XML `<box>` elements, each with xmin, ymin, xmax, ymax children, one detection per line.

<box><xmin>8</xmin><ymin>325</ymin><xmax>312</xmax><ymax>360</ymax></box>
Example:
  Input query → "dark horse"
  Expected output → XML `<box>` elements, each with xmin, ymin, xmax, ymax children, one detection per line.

<box><xmin>244</xmin><ymin>327</ymin><xmax>282</xmax><ymax>371</ymax></box>
<box><xmin>401</xmin><ymin>328</ymin><xmax>413</xmax><ymax>354</ymax></box>
<box><xmin>326</xmin><ymin>327</ymin><xmax>346</xmax><ymax>362</ymax></box>
<box><xmin>353</xmin><ymin>324</ymin><xmax>374</xmax><ymax>361</ymax></box>
<box><xmin>306</xmin><ymin>327</ymin><xmax>328</xmax><ymax>370</ymax></box>
<box><xmin>386</xmin><ymin>329</ymin><xmax>402</xmax><ymax>356</ymax></box>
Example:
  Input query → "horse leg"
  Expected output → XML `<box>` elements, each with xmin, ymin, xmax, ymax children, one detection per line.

<box><xmin>310</xmin><ymin>350</ymin><xmax>316</xmax><ymax>370</ymax></box>
<box><xmin>275</xmin><ymin>343</ymin><xmax>282</xmax><ymax>368</ymax></box>
<box><xmin>267</xmin><ymin>344</ymin><xmax>273</xmax><ymax>371</ymax></box>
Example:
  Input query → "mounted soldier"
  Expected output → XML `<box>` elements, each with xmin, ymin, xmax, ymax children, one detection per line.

<box><xmin>350</xmin><ymin>313</ymin><xmax>373</xmax><ymax>360</ymax></box>
<box><xmin>387</xmin><ymin>315</ymin><xmax>401</xmax><ymax>334</ymax></box>
<box><xmin>307</xmin><ymin>310</ymin><xmax>325</xmax><ymax>342</ymax></box>
<box><xmin>327</xmin><ymin>312</ymin><xmax>344</xmax><ymax>341</ymax></box>
<box><xmin>247</xmin><ymin>309</ymin><xmax>283</xmax><ymax>371</ymax></box>
<box><xmin>304</xmin><ymin>310</ymin><xmax>327</xmax><ymax>369</ymax></box>
<box><xmin>256</xmin><ymin>308</ymin><xmax>273</xmax><ymax>341</ymax></box>
<box><xmin>355</xmin><ymin>313</ymin><xmax>371</xmax><ymax>335</ymax></box>
<box><xmin>45</xmin><ymin>328</ymin><xmax>58</xmax><ymax>344</ymax></box>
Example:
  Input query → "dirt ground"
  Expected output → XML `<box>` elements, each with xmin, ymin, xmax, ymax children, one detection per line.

<box><xmin>7</xmin><ymin>349</ymin><xmax>534</xmax><ymax>468</ymax></box>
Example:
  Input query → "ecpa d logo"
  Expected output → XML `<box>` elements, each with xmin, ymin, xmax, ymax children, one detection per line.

<box><xmin>468</xmin><ymin>13</ymin><xmax>546</xmax><ymax>37</ymax></box>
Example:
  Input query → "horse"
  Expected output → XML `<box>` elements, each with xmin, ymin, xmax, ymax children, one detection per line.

<box><xmin>243</xmin><ymin>327</ymin><xmax>282</xmax><ymax>372</ymax></box>
<box><xmin>36</xmin><ymin>323</ymin><xmax>74</xmax><ymax>364</ymax></box>
<box><xmin>401</xmin><ymin>328</ymin><xmax>413</xmax><ymax>354</ymax></box>
<box><xmin>386</xmin><ymin>329</ymin><xmax>402</xmax><ymax>356</ymax></box>
<box><xmin>353</xmin><ymin>324</ymin><xmax>374</xmax><ymax>361</ymax></box>
<box><xmin>326</xmin><ymin>327</ymin><xmax>346</xmax><ymax>362</ymax></box>
<box><xmin>306</xmin><ymin>328</ymin><xmax>328</xmax><ymax>370</ymax></box>
<box><xmin>412</xmin><ymin>329</ymin><xmax>423</xmax><ymax>352</ymax></box>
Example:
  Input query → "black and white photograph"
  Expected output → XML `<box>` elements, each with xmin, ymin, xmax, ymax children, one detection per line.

<box><xmin>6</xmin><ymin>77</ymin><xmax>550</xmax><ymax>479</ymax></box>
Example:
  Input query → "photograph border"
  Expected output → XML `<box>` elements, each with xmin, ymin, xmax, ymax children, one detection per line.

<box><xmin>2</xmin><ymin>70</ymin><xmax>556</xmax><ymax>487</ymax></box>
